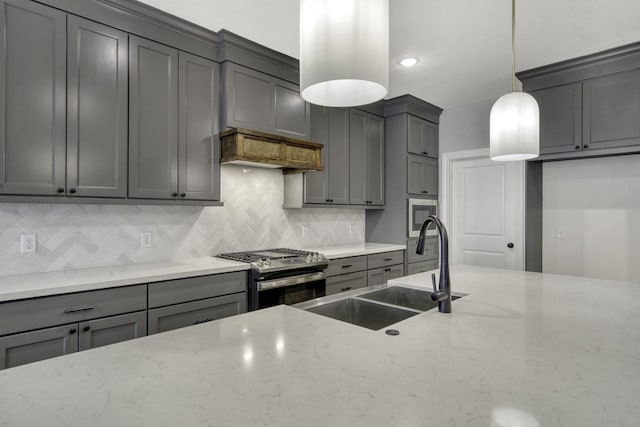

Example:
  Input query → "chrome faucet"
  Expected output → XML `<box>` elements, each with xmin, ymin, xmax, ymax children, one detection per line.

<box><xmin>416</xmin><ymin>215</ymin><xmax>452</xmax><ymax>313</ymax></box>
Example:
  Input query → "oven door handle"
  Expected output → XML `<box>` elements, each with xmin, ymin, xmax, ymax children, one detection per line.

<box><xmin>257</xmin><ymin>272</ymin><xmax>326</xmax><ymax>291</ymax></box>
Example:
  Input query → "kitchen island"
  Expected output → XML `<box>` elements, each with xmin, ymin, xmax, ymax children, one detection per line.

<box><xmin>1</xmin><ymin>265</ymin><xmax>639</xmax><ymax>426</ymax></box>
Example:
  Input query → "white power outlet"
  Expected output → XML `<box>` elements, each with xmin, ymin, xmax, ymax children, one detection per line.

<box><xmin>140</xmin><ymin>231</ymin><xmax>153</xmax><ymax>248</ymax></box>
<box><xmin>348</xmin><ymin>224</ymin><xmax>353</xmax><ymax>236</ymax></box>
<box><xmin>20</xmin><ymin>234</ymin><xmax>36</xmax><ymax>254</ymax></box>
<box><xmin>301</xmin><ymin>225</ymin><xmax>308</xmax><ymax>238</ymax></box>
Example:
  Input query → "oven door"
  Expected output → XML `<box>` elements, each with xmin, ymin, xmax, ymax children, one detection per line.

<box><xmin>253</xmin><ymin>271</ymin><xmax>326</xmax><ymax>310</ymax></box>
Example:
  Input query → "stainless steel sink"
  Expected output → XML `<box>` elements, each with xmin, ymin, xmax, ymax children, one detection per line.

<box><xmin>305</xmin><ymin>298</ymin><xmax>421</xmax><ymax>331</ymax></box>
<box><xmin>358</xmin><ymin>286</ymin><xmax>463</xmax><ymax>312</ymax></box>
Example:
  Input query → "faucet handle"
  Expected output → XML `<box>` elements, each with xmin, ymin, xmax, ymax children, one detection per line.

<box><xmin>431</xmin><ymin>273</ymin><xmax>437</xmax><ymax>293</ymax></box>
<box><xmin>430</xmin><ymin>273</ymin><xmax>447</xmax><ymax>302</ymax></box>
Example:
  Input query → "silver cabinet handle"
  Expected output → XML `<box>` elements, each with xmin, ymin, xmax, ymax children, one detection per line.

<box><xmin>63</xmin><ymin>306</ymin><xmax>95</xmax><ymax>314</ymax></box>
<box><xmin>258</xmin><ymin>272</ymin><xmax>326</xmax><ymax>291</ymax></box>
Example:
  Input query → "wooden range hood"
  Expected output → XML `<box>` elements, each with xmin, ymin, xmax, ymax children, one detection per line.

<box><xmin>220</xmin><ymin>128</ymin><xmax>323</xmax><ymax>172</ymax></box>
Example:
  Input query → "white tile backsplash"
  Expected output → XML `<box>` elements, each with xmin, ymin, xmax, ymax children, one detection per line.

<box><xmin>0</xmin><ymin>165</ymin><xmax>364</xmax><ymax>276</ymax></box>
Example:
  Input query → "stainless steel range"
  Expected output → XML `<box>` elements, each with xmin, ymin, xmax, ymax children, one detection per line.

<box><xmin>217</xmin><ymin>248</ymin><xmax>329</xmax><ymax>310</ymax></box>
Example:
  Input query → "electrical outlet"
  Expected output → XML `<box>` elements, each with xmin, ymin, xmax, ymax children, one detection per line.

<box><xmin>556</xmin><ymin>228</ymin><xmax>566</xmax><ymax>239</ymax></box>
<box><xmin>301</xmin><ymin>225</ymin><xmax>308</xmax><ymax>238</ymax></box>
<box><xmin>349</xmin><ymin>224</ymin><xmax>353</xmax><ymax>236</ymax></box>
<box><xmin>141</xmin><ymin>231</ymin><xmax>153</xmax><ymax>248</ymax></box>
<box><xmin>20</xmin><ymin>234</ymin><xmax>36</xmax><ymax>254</ymax></box>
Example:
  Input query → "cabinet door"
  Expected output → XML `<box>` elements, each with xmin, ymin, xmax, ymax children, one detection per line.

<box><xmin>407</xmin><ymin>155</ymin><xmax>438</xmax><ymax>196</ymax></box>
<box><xmin>350</xmin><ymin>109</ymin><xmax>384</xmax><ymax>205</ymax></box>
<box><xmin>326</xmin><ymin>271</ymin><xmax>367</xmax><ymax>296</ymax></box>
<box><xmin>67</xmin><ymin>16</ymin><xmax>128</xmax><ymax>197</ymax></box>
<box><xmin>78</xmin><ymin>311</ymin><xmax>147</xmax><ymax>351</ymax></box>
<box><xmin>274</xmin><ymin>79</ymin><xmax>309</xmax><ymax>139</ymax></box>
<box><xmin>367</xmin><ymin>267</ymin><xmax>387</xmax><ymax>287</ymax></box>
<box><xmin>530</xmin><ymin>83</ymin><xmax>582</xmax><ymax>154</ymax></box>
<box><xmin>407</xmin><ymin>260</ymin><xmax>438</xmax><ymax>275</ymax></box>
<box><xmin>408</xmin><ymin>115</ymin><xmax>438</xmax><ymax>158</ymax></box>
<box><xmin>0</xmin><ymin>0</ymin><xmax>66</xmax><ymax>195</ymax></box>
<box><xmin>304</xmin><ymin>105</ymin><xmax>329</xmax><ymax>203</ymax></box>
<box><xmin>148</xmin><ymin>293</ymin><xmax>247</xmax><ymax>335</ymax></box>
<box><xmin>129</xmin><ymin>36</ymin><xmax>178</xmax><ymax>199</ymax></box>
<box><xmin>0</xmin><ymin>324</ymin><xmax>78</xmax><ymax>370</ymax></box>
<box><xmin>386</xmin><ymin>264</ymin><xmax>404</xmax><ymax>281</ymax></box>
<box><xmin>583</xmin><ymin>69</ymin><xmax>640</xmax><ymax>150</ymax></box>
<box><xmin>178</xmin><ymin>52</ymin><xmax>220</xmax><ymax>201</ymax></box>
<box><xmin>223</xmin><ymin>62</ymin><xmax>272</xmax><ymax>132</ymax></box>
<box><xmin>407</xmin><ymin>237</ymin><xmax>438</xmax><ymax>263</ymax></box>
<box><xmin>305</xmin><ymin>106</ymin><xmax>349</xmax><ymax>204</ymax></box>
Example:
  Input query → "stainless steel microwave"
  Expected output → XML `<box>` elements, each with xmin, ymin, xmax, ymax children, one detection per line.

<box><xmin>408</xmin><ymin>199</ymin><xmax>438</xmax><ymax>237</ymax></box>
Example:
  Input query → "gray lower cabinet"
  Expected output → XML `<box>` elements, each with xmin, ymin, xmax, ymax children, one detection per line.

<box><xmin>222</xmin><ymin>62</ymin><xmax>309</xmax><ymax>140</ymax></box>
<box><xmin>147</xmin><ymin>271</ymin><xmax>247</xmax><ymax>334</ymax></box>
<box><xmin>0</xmin><ymin>285</ymin><xmax>147</xmax><ymax>370</ymax></box>
<box><xmin>530</xmin><ymin>83</ymin><xmax>582</xmax><ymax>154</ymax></box>
<box><xmin>148</xmin><ymin>293</ymin><xmax>246</xmax><ymax>334</ymax></box>
<box><xmin>367</xmin><ymin>265</ymin><xmax>404</xmax><ymax>287</ymax></box>
<box><xmin>407</xmin><ymin>237</ymin><xmax>438</xmax><ymax>276</ymax></box>
<box><xmin>326</xmin><ymin>271</ymin><xmax>367</xmax><ymax>296</ymax></box>
<box><xmin>408</xmin><ymin>155</ymin><xmax>438</xmax><ymax>196</ymax></box>
<box><xmin>349</xmin><ymin>109</ymin><xmax>384</xmax><ymax>206</ymax></box>
<box><xmin>582</xmin><ymin>69</ymin><xmax>640</xmax><ymax>151</ymax></box>
<box><xmin>304</xmin><ymin>105</ymin><xmax>350</xmax><ymax>205</ymax></box>
<box><xmin>408</xmin><ymin>260</ymin><xmax>438</xmax><ymax>275</ymax></box>
<box><xmin>408</xmin><ymin>115</ymin><xmax>438</xmax><ymax>159</ymax></box>
<box><xmin>129</xmin><ymin>36</ymin><xmax>220</xmax><ymax>201</ymax></box>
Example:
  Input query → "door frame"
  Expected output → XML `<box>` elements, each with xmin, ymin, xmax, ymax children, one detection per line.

<box><xmin>440</xmin><ymin>148</ymin><xmax>526</xmax><ymax>270</ymax></box>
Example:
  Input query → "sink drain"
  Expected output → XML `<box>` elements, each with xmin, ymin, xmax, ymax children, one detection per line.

<box><xmin>385</xmin><ymin>329</ymin><xmax>400</xmax><ymax>336</ymax></box>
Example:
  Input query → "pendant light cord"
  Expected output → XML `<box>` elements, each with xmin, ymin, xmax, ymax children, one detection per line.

<box><xmin>512</xmin><ymin>0</ymin><xmax>516</xmax><ymax>92</ymax></box>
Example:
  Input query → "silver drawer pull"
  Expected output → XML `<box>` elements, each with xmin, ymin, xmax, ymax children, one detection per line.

<box><xmin>63</xmin><ymin>305</ymin><xmax>95</xmax><ymax>314</ymax></box>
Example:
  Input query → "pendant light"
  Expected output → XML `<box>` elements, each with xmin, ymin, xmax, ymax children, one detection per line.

<box><xmin>299</xmin><ymin>0</ymin><xmax>389</xmax><ymax>107</ymax></box>
<box><xmin>490</xmin><ymin>0</ymin><xmax>539</xmax><ymax>161</ymax></box>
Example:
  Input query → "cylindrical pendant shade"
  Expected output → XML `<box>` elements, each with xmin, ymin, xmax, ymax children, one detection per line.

<box><xmin>490</xmin><ymin>92</ymin><xmax>540</xmax><ymax>161</ymax></box>
<box><xmin>300</xmin><ymin>0</ymin><xmax>389</xmax><ymax>107</ymax></box>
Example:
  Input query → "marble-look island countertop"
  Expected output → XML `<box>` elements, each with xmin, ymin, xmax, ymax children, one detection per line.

<box><xmin>1</xmin><ymin>265</ymin><xmax>639</xmax><ymax>426</ymax></box>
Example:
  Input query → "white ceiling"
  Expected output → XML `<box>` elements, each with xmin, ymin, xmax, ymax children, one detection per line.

<box><xmin>138</xmin><ymin>0</ymin><xmax>640</xmax><ymax>109</ymax></box>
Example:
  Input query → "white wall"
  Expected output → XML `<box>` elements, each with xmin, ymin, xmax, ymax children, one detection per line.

<box><xmin>0</xmin><ymin>165</ymin><xmax>364</xmax><ymax>276</ymax></box>
<box><xmin>439</xmin><ymin>98</ymin><xmax>493</xmax><ymax>154</ymax></box>
<box><xmin>543</xmin><ymin>155</ymin><xmax>640</xmax><ymax>282</ymax></box>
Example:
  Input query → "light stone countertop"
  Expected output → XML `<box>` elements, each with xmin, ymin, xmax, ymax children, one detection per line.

<box><xmin>307</xmin><ymin>242</ymin><xmax>406</xmax><ymax>259</ymax></box>
<box><xmin>0</xmin><ymin>243</ymin><xmax>404</xmax><ymax>302</ymax></box>
<box><xmin>1</xmin><ymin>265</ymin><xmax>639</xmax><ymax>426</ymax></box>
<box><xmin>0</xmin><ymin>257</ymin><xmax>249</xmax><ymax>302</ymax></box>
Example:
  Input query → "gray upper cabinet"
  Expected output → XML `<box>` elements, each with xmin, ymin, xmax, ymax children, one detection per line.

<box><xmin>407</xmin><ymin>115</ymin><xmax>438</xmax><ymax>158</ymax></box>
<box><xmin>530</xmin><ymin>83</ymin><xmax>582</xmax><ymax>154</ymax></box>
<box><xmin>349</xmin><ymin>109</ymin><xmax>384</xmax><ymax>206</ymax></box>
<box><xmin>583</xmin><ymin>69</ymin><xmax>640</xmax><ymax>151</ymax></box>
<box><xmin>67</xmin><ymin>16</ymin><xmax>128</xmax><ymax>198</ymax></box>
<box><xmin>129</xmin><ymin>36</ymin><xmax>179</xmax><ymax>199</ymax></box>
<box><xmin>407</xmin><ymin>155</ymin><xmax>437</xmax><ymax>196</ymax></box>
<box><xmin>130</xmin><ymin>37</ymin><xmax>220</xmax><ymax>201</ymax></box>
<box><xmin>304</xmin><ymin>105</ymin><xmax>349</xmax><ymax>205</ymax></box>
<box><xmin>0</xmin><ymin>0</ymin><xmax>66</xmax><ymax>196</ymax></box>
<box><xmin>222</xmin><ymin>62</ymin><xmax>310</xmax><ymax>139</ymax></box>
<box><xmin>178</xmin><ymin>52</ymin><xmax>220</xmax><ymax>201</ymax></box>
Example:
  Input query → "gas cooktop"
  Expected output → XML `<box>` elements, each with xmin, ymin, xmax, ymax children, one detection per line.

<box><xmin>216</xmin><ymin>248</ymin><xmax>328</xmax><ymax>273</ymax></box>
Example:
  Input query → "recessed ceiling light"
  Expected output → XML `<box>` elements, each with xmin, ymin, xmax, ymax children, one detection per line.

<box><xmin>399</xmin><ymin>57</ymin><xmax>419</xmax><ymax>67</ymax></box>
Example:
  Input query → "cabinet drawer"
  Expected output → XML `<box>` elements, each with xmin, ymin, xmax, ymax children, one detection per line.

<box><xmin>367</xmin><ymin>251</ymin><xmax>404</xmax><ymax>269</ymax></box>
<box><xmin>0</xmin><ymin>285</ymin><xmax>146</xmax><ymax>336</ymax></box>
<box><xmin>148</xmin><ymin>293</ymin><xmax>247</xmax><ymax>335</ymax></box>
<box><xmin>408</xmin><ymin>260</ymin><xmax>438</xmax><ymax>275</ymax></box>
<box><xmin>325</xmin><ymin>256</ymin><xmax>367</xmax><ymax>277</ymax></box>
<box><xmin>326</xmin><ymin>271</ymin><xmax>367</xmax><ymax>296</ymax></box>
<box><xmin>148</xmin><ymin>271</ymin><xmax>247</xmax><ymax>308</ymax></box>
<box><xmin>407</xmin><ymin>238</ymin><xmax>438</xmax><ymax>263</ymax></box>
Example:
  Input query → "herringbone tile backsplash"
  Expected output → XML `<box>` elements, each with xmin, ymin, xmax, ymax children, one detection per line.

<box><xmin>0</xmin><ymin>165</ymin><xmax>365</xmax><ymax>276</ymax></box>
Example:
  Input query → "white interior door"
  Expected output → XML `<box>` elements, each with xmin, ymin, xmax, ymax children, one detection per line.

<box><xmin>448</xmin><ymin>154</ymin><xmax>525</xmax><ymax>270</ymax></box>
